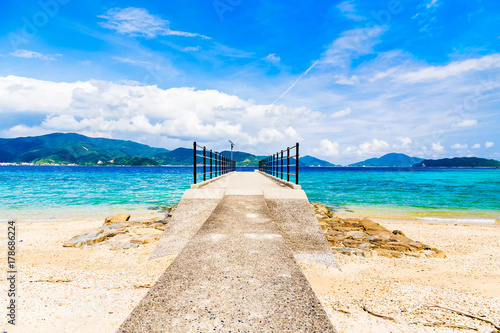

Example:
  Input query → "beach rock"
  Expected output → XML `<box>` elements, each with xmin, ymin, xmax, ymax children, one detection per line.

<box><xmin>63</xmin><ymin>231</ymin><xmax>118</xmax><ymax>248</ymax></box>
<box><xmin>392</xmin><ymin>230</ymin><xmax>405</xmax><ymax>236</ymax></box>
<box><xmin>374</xmin><ymin>249</ymin><xmax>403</xmax><ymax>258</ymax></box>
<box><xmin>358</xmin><ymin>219</ymin><xmax>390</xmax><ymax>232</ymax></box>
<box><xmin>64</xmin><ymin>209</ymin><xmax>173</xmax><ymax>250</ymax></box>
<box><xmin>118</xmin><ymin>242</ymin><xmax>139</xmax><ymax>249</ymax></box>
<box><xmin>104</xmin><ymin>213</ymin><xmax>130</xmax><ymax>225</ymax></box>
<box><xmin>312</xmin><ymin>202</ymin><xmax>445</xmax><ymax>259</ymax></box>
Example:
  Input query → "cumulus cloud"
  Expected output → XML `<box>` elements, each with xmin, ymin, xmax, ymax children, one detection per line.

<box><xmin>312</xmin><ymin>139</ymin><xmax>340</xmax><ymax>156</ymax></box>
<box><xmin>472</xmin><ymin>144</ymin><xmax>481</xmax><ymax>149</ymax></box>
<box><xmin>451</xmin><ymin>143</ymin><xmax>468</xmax><ymax>149</ymax></box>
<box><xmin>331</xmin><ymin>107</ymin><xmax>352</xmax><ymax>118</ymax></box>
<box><xmin>394</xmin><ymin>137</ymin><xmax>412</xmax><ymax>148</ymax></box>
<box><xmin>98</xmin><ymin>7</ymin><xmax>210</xmax><ymax>39</ymax></box>
<box><xmin>0</xmin><ymin>75</ymin><xmax>312</xmax><ymax>151</ymax></box>
<box><xmin>485</xmin><ymin>142</ymin><xmax>494</xmax><ymax>148</ymax></box>
<box><xmin>432</xmin><ymin>142</ymin><xmax>444</xmax><ymax>152</ymax></box>
<box><xmin>357</xmin><ymin>139</ymin><xmax>389</xmax><ymax>155</ymax></box>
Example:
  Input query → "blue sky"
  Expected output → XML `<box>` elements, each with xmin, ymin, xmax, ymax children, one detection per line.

<box><xmin>0</xmin><ymin>0</ymin><xmax>499</xmax><ymax>164</ymax></box>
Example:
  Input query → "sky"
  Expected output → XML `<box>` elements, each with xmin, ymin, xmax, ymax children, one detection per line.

<box><xmin>0</xmin><ymin>0</ymin><xmax>499</xmax><ymax>164</ymax></box>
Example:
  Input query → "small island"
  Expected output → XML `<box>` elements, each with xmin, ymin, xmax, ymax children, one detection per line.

<box><xmin>413</xmin><ymin>157</ymin><xmax>500</xmax><ymax>168</ymax></box>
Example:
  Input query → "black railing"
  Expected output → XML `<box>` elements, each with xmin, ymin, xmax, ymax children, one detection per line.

<box><xmin>193</xmin><ymin>142</ymin><xmax>236</xmax><ymax>184</ymax></box>
<box><xmin>258</xmin><ymin>143</ymin><xmax>299</xmax><ymax>185</ymax></box>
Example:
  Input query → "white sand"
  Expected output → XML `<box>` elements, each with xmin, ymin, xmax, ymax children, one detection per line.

<box><xmin>302</xmin><ymin>221</ymin><xmax>500</xmax><ymax>333</ymax></box>
<box><xmin>1</xmin><ymin>219</ymin><xmax>499</xmax><ymax>332</ymax></box>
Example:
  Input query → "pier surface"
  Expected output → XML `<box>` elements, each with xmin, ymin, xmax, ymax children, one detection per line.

<box><xmin>119</xmin><ymin>172</ymin><xmax>338</xmax><ymax>332</ymax></box>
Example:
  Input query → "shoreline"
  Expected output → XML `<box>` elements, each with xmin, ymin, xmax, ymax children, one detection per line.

<box><xmin>2</xmin><ymin>164</ymin><xmax>500</xmax><ymax>169</ymax></box>
<box><xmin>4</xmin><ymin>204</ymin><xmax>498</xmax><ymax>225</ymax></box>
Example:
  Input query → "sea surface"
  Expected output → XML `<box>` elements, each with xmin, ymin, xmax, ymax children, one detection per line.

<box><xmin>1</xmin><ymin>166</ymin><xmax>499</xmax><ymax>223</ymax></box>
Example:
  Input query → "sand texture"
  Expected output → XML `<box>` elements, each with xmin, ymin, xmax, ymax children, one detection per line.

<box><xmin>1</xmin><ymin>217</ymin><xmax>499</xmax><ymax>332</ymax></box>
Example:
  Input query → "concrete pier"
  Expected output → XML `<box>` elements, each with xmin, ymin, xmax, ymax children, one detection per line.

<box><xmin>119</xmin><ymin>172</ymin><xmax>338</xmax><ymax>332</ymax></box>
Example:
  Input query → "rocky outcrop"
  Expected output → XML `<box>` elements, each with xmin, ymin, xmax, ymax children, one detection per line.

<box><xmin>104</xmin><ymin>213</ymin><xmax>131</xmax><ymax>225</ymax></box>
<box><xmin>63</xmin><ymin>209</ymin><xmax>175</xmax><ymax>249</ymax></box>
<box><xmin>311</xmin><ymin>202</ymin><xmax>445</xmax><ymax>258</ymax></box>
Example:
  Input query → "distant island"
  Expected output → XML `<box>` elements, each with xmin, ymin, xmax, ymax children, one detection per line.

<box><xmin>0</xmin><ymin>133</ymin><xmax>331</xmax><ymax>167</ymax></box>
<box><xmin>349</xmin><ymin>153</ymin><xmax>423</xmax><ymax>167</ymax></box>
<box><xmin>413</xmin><ymin>157</ymin><xmax>500</xmax><ymax>168</ymax></box>
<box><xmin>300</xmin><ymin>155</ymin><xmax>338</xmax><ymax>167</ymax></box>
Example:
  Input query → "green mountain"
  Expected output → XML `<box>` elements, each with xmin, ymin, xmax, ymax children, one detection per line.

<box><xmin>0</xmin><ymin>133</ymin><xmax>344</xmax><ymax>167</ymax></box>
<box><xmin>299</xmin><ymin>155</ymin><xmax>337</xmax><ymax>167</ymax></box>
<box><xmin>413</xmin><ymin>157</ymin><xmax>500</xmax><ymax>168</ymax></box>
<box><xmin>349</xmin><ymin>153</ymin><xmax>423</xmax><ymax>167</ymax></box>
<box><xmin>220</xmin><ymin>151</ymin><xmax>266</xmax><ymax>166</ymax></box>
<box><xmin>0</xmin><ymin>133</ymin><xmax>168</xmax><ymax>166</ymax></box>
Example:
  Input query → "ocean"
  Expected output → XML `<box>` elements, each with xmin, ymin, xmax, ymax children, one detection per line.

<box><xmin>1</xmin><ymin>166</ymin><xmax>499</xmax><ymax>223</ymax></box>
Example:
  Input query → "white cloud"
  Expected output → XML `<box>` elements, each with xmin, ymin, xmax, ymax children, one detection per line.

<box><xmin>0</xmin><ymin>75</ymin><xmax>314</xmax><ymax>151</ymax></box>
<box><xmin>183</xmin><ymin>46</ymin><xmax>201</xmax><ymax>52</ymax></box>
<box><xmin>485</xmin><ymin>142</ymin><xmax>494</xmax><ymax>148</ymax></box>
<box><xmin>394</xmin><ymin>137</ymin><xmax>412</xmax><ymax>148</ymax></box>
<box><xmin>336</xmin><ymin>1</ymin><xmax>365</xmax><ymax>21</ymax></box>
<box><xmin>331</xmin><ymin>107</ymin><xmax>352</xmax><ymax>118</ymax></box>
<box><xmin>426</xmin><ymin>0</ymin><xmax>439</xmax><ymax>9</ymax></box>
<box><xmin>322</xmin><ymin>26</ymin><xmax>385</xmax><ymax>68</ymax></box>
<box><xmin>395</xmin><ymin>54</ymin><xmax>500</xmax><ymax>83</ymax></box>
<box><xmin>456</xmin><ymin>119</ymin><xmax>478</xmax><ymax>128</ymax></box>
<box><xmin>472</xmin><ymin>143</ymin><xmax>481</xmax><ymax>149</ymax></box>
<box><xmin>98</xmin><ymin>7</ymin><xmax>210</xmax><ymax>39</ymax></box>
<box><xmin>334</xmin><ymin>75</ymin><xmax>359</xmax><ymax>85</ymax></box>
<box><xmin>265</xmin><ymin>53</ymin><xmax>281</xmax><ymax>63</ymax></box>
<box><xmin>451</xmin><ymin>143</ymin><xmax>468</xmax><ymax>149</ymax></box>
<box><xmin>313</xmin><ymin>139</ymin><xmax>340</xmax><ymax>156</ymax></box>
<box><xmin>10</xmin><ymin>49</ymin><xmax>59</xmax><ymax>61</ymax></box>
<box><xmin>358</xmin><ymin>139</ymin><xmax>389</xmax><ymax>155</ymax></box>
<box><xmin>432</xmin><ymin>142</ymin><xmax>444</xmax><ymax>152</ymax></box>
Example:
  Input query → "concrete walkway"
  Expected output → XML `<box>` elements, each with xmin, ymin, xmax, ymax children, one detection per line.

<box><xmin>119</xmin><ymin>172</ymin><xmax>338</xmax><ymax>332</ymax></box>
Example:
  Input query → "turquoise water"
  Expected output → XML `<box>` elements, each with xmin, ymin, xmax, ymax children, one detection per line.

<box><xmin>301</xmin><ymin>167</ymin><xmax>500</xmax><ymax>222</ymax></box>
<box><xmin>0</xmin><ymin>166</ymin><xmax>499</xmax><ymax>222</ymax></box>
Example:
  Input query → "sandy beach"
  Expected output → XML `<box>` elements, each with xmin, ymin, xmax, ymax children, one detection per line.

<box><xmin>1</xmin><ymin>216</ymin><xmax>499</xmax><ymax>333</ymax></box>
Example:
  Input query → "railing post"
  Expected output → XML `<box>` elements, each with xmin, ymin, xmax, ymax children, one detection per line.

<box><xmin>210</xmin><ymin>150</ymin><xmax>213</xmax><ymax>179</ymax></box>
<box><xmin>193</xmin><ymin>142</ymin><xmax>197</xmax><ymax>184</ymax></box>
<box><xmin>273</xmin><ymin>154</ymin><xmax>278</xmax><ymax>177</ymax></box>
<box><xmin>280</xmin><ymin>150</ymin><xmax>283</xmax><ymax>179</ymax></box>
<box><xmin>203</xmin><ymin>146</ymin><xmax>206</xmax><ymax>182</ymax></box>
<box><xmin>276</xmin><ymin>153</ymin><xmax>278</xmax><ymax>177</ymax></box>
<box><xmin>287</xmin><ymin>147</ymin><xmax>290</xmax><ymax>182</ymax></box>
<box><xmin>296</xmin><ymin>142</ymin><xmax>299</xmax><ymax>185</ymax></box>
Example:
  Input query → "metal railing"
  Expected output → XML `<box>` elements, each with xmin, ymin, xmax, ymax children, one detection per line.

<box><xmin>193</xmin><ymin>142</ymin><xmax>236</xmax><ymax>184</ymax></box>
<box><xmin>258</xmin><ymin>143</ymin><xmax>299</xmax><ymax>184</ymax></box>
